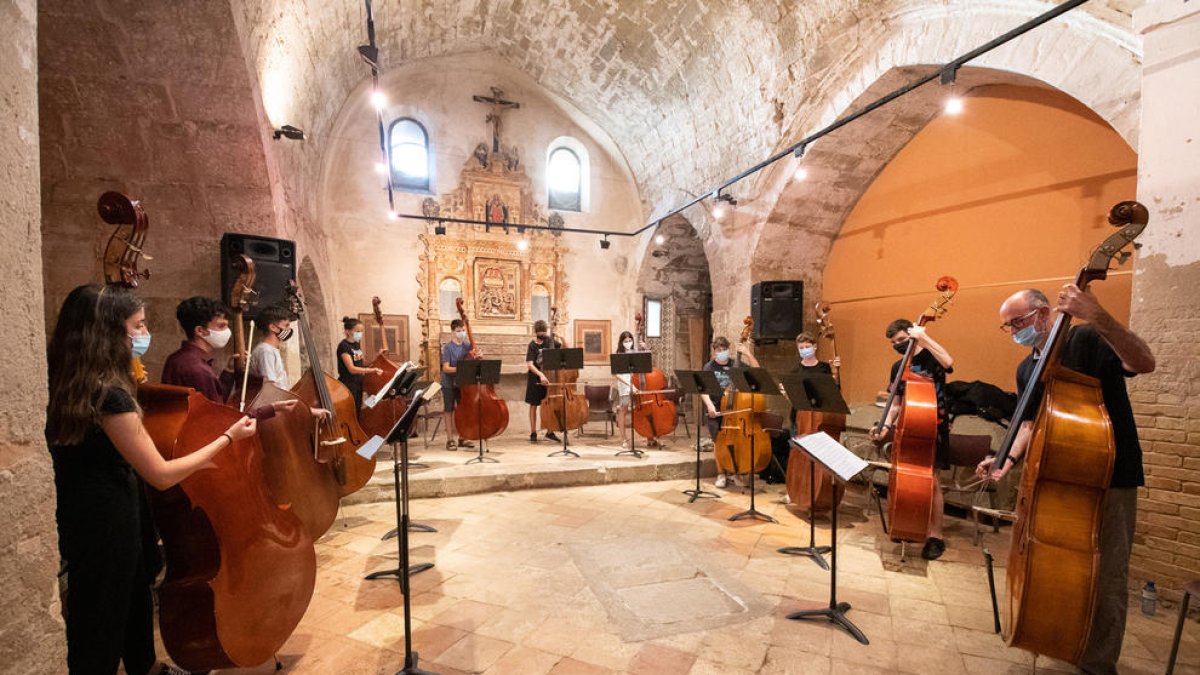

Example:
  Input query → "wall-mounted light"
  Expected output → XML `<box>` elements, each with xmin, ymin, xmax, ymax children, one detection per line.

<box><xmin>272</xmin><ymin>125</ymin><xmax>305</xmax><ymax>141</ymax></box>
<box><xmin>387</xmin><ymin>210</ymin><xmax>398</xmax><ymax>220</ymax></box>
<box><xmin>516</xmin><ymin>238</ymin><xmax>529</xmax><ymax>251</ymax></box>
<box><xmin>371</xmin><ymin>90</ymin><xmax>387</xmax><ymax>111</ymax></box>
<box><xmin>944</xmin><ymin>97</ymin><xmax>965</xmax><ymax>115</ymax></box>
<box><xmin>434</xmin><ymin>221</ymin><xmax>446</xmax><ymax>236</ymax></box>
<box><xmin>600</xmin><ymin>235</ymin><xmax>611</xmax><ymax>250</ymax></box>
<box><xmin>712</xmin><ymin>191</ymin><xmax>737</xmax><ymax>220</ymax></box>
<box><xmin>793</xmin><ymin>166</ymin><xmax>809</xmax><ymax>182</ymax></box>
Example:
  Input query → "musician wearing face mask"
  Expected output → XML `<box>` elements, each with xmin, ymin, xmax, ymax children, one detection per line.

<box><xmin>130</xmin><ymin>324</ymin><xmax>151</xmax><ymax>383</ymax></box>
<box><xmin>524</xmin><ymin>319</ymin><xmax>562</xmax><ymax>444</ymax></box>
<box><xmin>248</xmin><ymin>305</ymin><xmax>330</xmax><ymax>422</ymax></box>
<box><xmin>440</xmin><ymin>319</ymin><xmax>475</xmax><ymax>451</ymax></box>
<box><xmin>792</xmin><ymin>332</ymin><xmax>841</xmax><ymax>378</ymax></box>
<box><xmin>337</xmin><ymin>317</ymin><xmax>385</xmax><ymax>412</ymax></box>
<box><xmin>977</xmin><ymin>287</ymin><xmax>1154</xmax><ymax>675</ymax></box>
<box><xmin>613</xmin><ymin>330</ymin><xmax>641</xmax><ymax>449</ymax></box>
<box><xmin>701</xmin><ymin>336</ymin><xmax>760</xmax><ymax>488</ymax></box>
<box><xmin>869</xmin><ymin>318</ymin><xmax>954</xmax><ymax>559</ymax></box>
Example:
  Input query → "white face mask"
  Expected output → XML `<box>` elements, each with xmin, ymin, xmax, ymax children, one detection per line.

<box><xmin>623</xmin><ymin>340</ymin><xmax>634</xmax><ymax>350</ymax></box>
<box><xmin>202</xmin><ymin>327</ymin><xmax>232</xmax><ymax>349</ymax></box>
<box><xmin>352</xmin><ymin>331</ymin><xmax>364</xmax><ymax>343</ymax></box>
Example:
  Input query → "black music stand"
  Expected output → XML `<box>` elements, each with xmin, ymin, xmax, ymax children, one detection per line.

<box><xmin>377</xmin><ymin>371</ymin><xmax>437</xmax><ymax>540</ymax></box>
<box><xmin>726</xmin><ymin>367</ymin><xmax>782</xmax><ymax>523</ymax></box>
<box><xmin>776</xmin><ymin>372</ymin><xmax>850</xmax><ymax>570</ymax></box>
<box><xmin>786</xmin><ymin>432</ymin><xmax>869</xmax><ymax>645</ymax></box>
<box><xmin>541</xmin><ymin>347</ymin><xmax>584</xmax><ymax>458</ymax></box>
<box><xmin>675</xmin><ymin>369</ymin><xmax>722</xmax><ymax>503</ymax></box>
<box><xmin>456</xmin><ymin>359</ymin><xmax>502</xmax><ymax>465</ymax></box>
<box><xmin>367</xmin><ymin>383</ymin><xmax>436</xmax><ymax>577</ymax></box>
<box><xmin>611</xmin><ymin>352</ymin><xmax>653</xmax><ymax>458</ymax></box>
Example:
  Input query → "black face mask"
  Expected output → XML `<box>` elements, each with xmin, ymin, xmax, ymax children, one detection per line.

<box><xmin>536</xmin><ymin>333</ymin><xmax>547</xmax><ymax>343</ymax></box>
<box><xmin>275</xmin><ymin>327</ymin><xmax>294</xmax><ymax>342</ymax></box>
<box><xmin>892</xmin><ymin>340</ymin><xmax>910</xmax><ymax>355</ymax></box>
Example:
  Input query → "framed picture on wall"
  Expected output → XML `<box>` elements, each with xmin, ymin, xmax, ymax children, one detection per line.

<box><xmin>574</xmin><ymin>319</ymin><xmax>612</xmax><ymax>364</ymax></box>
<box><xmin>644</xmin><ymin>297</ymin><xmax>663</xmax><ymax>338</ymax></box>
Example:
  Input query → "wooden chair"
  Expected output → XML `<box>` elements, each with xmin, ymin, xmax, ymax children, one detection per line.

<box><xmin>583</xmin><ymin>384</ymin><xmax>614</xmax><ymax>437</ymax></box>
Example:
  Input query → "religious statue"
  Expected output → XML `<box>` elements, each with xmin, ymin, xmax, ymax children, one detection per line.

<box><xmin>421</xmin><ymin>197</ymin><xmax>441</xmax><ymax>218</ymax></box>
<box><xmin>472</xmin><ymin>86</ymin><xmax>520</xmax><ymax>155</ymax></box>
<box><xmin>473</xmin><ymin>142</ymin><xmax>490</xmax><ymax>169</ymax></box>
<box><xmin>503</xmin><ymin>145</ymin><xmax>520</xmax><ymax>172</ymax></box>
<box><xmin>547</xmin><ymin>212</ymin><xmax>565</xmax><ymax>238</ymax></box>
<box><xmin>486</xmin><ymin>194</ymin><xmax>509</xmax><ymax>228</ymax></box>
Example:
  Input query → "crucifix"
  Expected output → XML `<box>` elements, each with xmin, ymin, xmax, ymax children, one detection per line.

<box><xmin>472</xmin><ymin>86</ymin><xmax>520</xmax><ymax>154</ymax></box>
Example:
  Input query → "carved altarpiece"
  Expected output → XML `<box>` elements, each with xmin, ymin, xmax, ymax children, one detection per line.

<box><xmin>417</xmin><ymin>148</ymin><xmax>569</xmax><ymax>373</ymax></box>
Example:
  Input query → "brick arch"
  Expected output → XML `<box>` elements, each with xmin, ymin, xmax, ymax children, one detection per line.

<box><xmin>636</xmin><ymin>214</ymin><xmax>712</xmax><ymax>370</ymax></box>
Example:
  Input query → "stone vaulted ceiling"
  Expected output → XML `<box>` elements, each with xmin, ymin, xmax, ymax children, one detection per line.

<box><xmin>232</xmin><ymin>0</ymin><xmax>1145</xmax><ymax>225</ymax></box>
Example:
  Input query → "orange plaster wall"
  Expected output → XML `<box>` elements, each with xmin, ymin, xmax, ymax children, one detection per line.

<box><xmin>822</xmin><ymin>85</ymin><xmax>1137</xmax><ymax>405</ymax></box>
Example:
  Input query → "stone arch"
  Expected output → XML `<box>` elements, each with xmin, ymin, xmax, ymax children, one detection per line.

<box><xmin>636</xmin><ymin>214</ymin><xmax>712</xmax><ymax>371</ymax></box>
<box><xmin>298</xmin><ymin>255</ymin><xmax>334</xmax><ymax>371</ymax></box>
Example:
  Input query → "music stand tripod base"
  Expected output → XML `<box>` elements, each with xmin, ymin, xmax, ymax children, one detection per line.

<box><xmin>674</xmin><ymin>369</ymin><xmax>722</xmax><ymax>503</ymax></box>
<box><xmin>787</xmin><ymin>601</ymin><xmax>868</xmax><ymax>645</ymax></box>
<box><xmin>365</xmin><ymin>562</ymin><xmax>434</xmax><ymax>580</ymax></box>
<box><xmin>727</xmin><ymin>439</ymin><xmax>777</xmax><ymax>524</ymax></box>
<box><xmin>381</xmin><ymin>521</ymin><xmax>437</xmax><ymax>540</ymax></box>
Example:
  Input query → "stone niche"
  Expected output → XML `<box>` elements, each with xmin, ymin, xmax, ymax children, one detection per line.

<box><xmin>417</xmin><ymin>145</ymin><xmax>569</xmax><ymax>380</ymax></box>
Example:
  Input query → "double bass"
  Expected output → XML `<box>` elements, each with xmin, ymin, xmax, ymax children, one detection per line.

<box><xmin>227</xmin><ymin>261</ymin><xmax>340</xmax><ymax>539</ymax></box>
<box><xmin>454</xmin><ymin>297</ymin><xmax>510</xmax><ymax>440</ymax></box>
<box><xmin>138</xmin><ymin>384</ymin><xmax>316</xmax><ymax>670</ymax></box>
<box><xmin>630</xmin><ymin>313</ymin><xmax>677</xmax><ymax>441</ymax></box>
<box><xmin>990</xmin><ymin>201</ymin><xmax>1148</xmax><ymax>664</ymax></box>
<box><xmin>714</xmin><ymin>318</ymin><xmax>771</xmax><ymax>476</ymax></box>
<box><xmin>540</xmin><ymin>306</ymin><xmax>589</xmax><ymax>434</ymax></box>
<box><xmin>287</xmin><ymin>282</ymin><xmax>377</xmax><ymax>496</ymax></box>
<box><xmin>98</xmin><ymin>191</ymin><xmax>151</xmax><ymax>381</ymax></box>
<box><xmin>358</xmin><ymin>297</ymin><xmax>407</xmax><ymax>439</ymax></box>
<box><xmin>786</xmin><ymin>303</ymin><xmax>846</xmax><ymax>512</ymax></box>
<box><xmin>875</xmin><ymin>277</ymin><xmax>957</xmax><ymax>543</ymax></box>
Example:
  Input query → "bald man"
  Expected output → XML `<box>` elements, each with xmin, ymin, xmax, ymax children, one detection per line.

<box><xmin>978</xmin><ymin>285</ymin><xmax>1154</xmax><ymax>675</ymax></box>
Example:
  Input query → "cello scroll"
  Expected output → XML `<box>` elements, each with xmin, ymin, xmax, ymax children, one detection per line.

<box><xmin>98</xmin><ymin>191</ymin><xmax>152</xmax><ymax>288</ymax></box>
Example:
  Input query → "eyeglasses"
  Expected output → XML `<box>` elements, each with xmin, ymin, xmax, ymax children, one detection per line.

<box><xmin>999</xmin><ymin>308</ymin><xmax>1039</xmax><ymax>332</ymax></box>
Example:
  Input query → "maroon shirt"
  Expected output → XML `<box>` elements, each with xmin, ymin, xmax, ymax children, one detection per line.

<box><xmin>161</xmin><ymin>341</ymin><xmax>275</xmax><ymax>419</ymax></box>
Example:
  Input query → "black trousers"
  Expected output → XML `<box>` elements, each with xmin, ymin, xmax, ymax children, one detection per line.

<box><xmin>56</xmin><ymin>467</ymin><xmax>159</xmax><ymax>675</ymax></box>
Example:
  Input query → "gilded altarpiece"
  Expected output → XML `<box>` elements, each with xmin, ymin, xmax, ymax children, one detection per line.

<box><xmin>417</xmin><ymin>150</ymin><xmax>569</xmax><ymax>373</ymax></box>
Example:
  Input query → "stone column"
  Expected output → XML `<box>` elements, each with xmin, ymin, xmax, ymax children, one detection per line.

<box><xmin>1128</xmin><ymin>0</ymin><xmax>1200</xmax><ymax>604</ymax></box>
<box><xmin>0</xmin><ymin>0</ymin><xmax>68</xmax><ymax>670</ymax></box>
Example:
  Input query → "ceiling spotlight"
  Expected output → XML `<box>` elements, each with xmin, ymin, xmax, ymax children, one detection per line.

<box><xmin>272</xmin><ymin>125</ymin><xmax>305</xmax><ymax>141</ymax></box>
<box><xmin>516</xmin><ymin>238</ymin><xmax>529</xmax><ymax>251</ymax></box>
<box><xmin>374</xmin><ymin>162</ymin><xmax>387</xmax><ymax>174</ymax></box>
<box><xmin>371</xmin><ymin>90</ymin><xmax>387</xmax><ymax>111</ymax></box>
<box><xmin>944</xmin><ymin>97</ymin><xmax>964</xmax><ymax>115</ymax></box>
<box><xmin>434</xmin><ymin>222</ymin><xmax>447</xmax><ymax>235</ymax></box>
<box><xmin>655</xmin><ymin>234</ymin><xmax>666</xmax><ymax>245</ymax></box>
<box><xmin>793</xmin><ymin>166</ymin><xmax>809</xmax><ymax>182</ymax></box>
<box><xmin>600</xmin><ymin>236</ymin><xmax>611</xmax><ymax>250</ymax></box>
<box><xmin>387</xmin><ymin>210</ymin><xmax>398</xmax><ymax>220</ymax></box>
<box><xmin>712</xmin><ymin>203</ymin><xmax>729</xmax><ymax>220</ymax></box>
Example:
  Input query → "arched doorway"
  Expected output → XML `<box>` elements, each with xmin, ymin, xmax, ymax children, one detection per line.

<box><xmin>636</xmin><ymin>214</ymin><xmax>713</xmax><ymax>376</ymax></box>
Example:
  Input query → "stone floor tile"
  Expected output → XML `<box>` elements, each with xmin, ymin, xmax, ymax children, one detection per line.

<box><xmin>890</xmin><ymin>616</ymin><xmax>959</xmax><ymax>651</ymax></box>
<box><xmin>830</xmin><ymin>633</ymin><xmax>898</xmax><ymax>670</ymax></box>
<box><xmin>434</xmin><ymin>633</ymin><xmax>515</xmax><ymax>672</ymax></box>
<box><xmin>483</xmin><ymin>644</ymin><xmax>564</xmax><ymax>675</ymax></box>
<box><xmin>547</xmin><ymin>656</ymin><xmax>616</xmax><ymax>674</ymax></box>
<box><xmin>759</xmin><ymin>645</ymin><xmax>833</xmax><ymax>674</ymax></box>
<box><xmin>408</xmin><ymin>622</ymin><xmax>470</xmax><ymax>662</ymax></box>
<box><xmin>626</xmin><ymin>642</ymin><xmax>698</xmax><ymax>675</ymax></box>
<box><xmin>428</xmin><ymin>598</ymin><xmax>506</xmax><ymax>632</ymax></box>
<box><xmin>959</xmin><ymin>653</ymin><xmax>1033</xmax><ymax>674</ymax></box>
<box><xmin>895</xmin><ymin>643</ymin><xmax>966</xmax><ymax>674</ymax></box>
<box><xmin>952</xmin><ymin>626</ymin><xmax>1035</xmax><ymax>665</ymax></box>
<box><xmin>347</xmin><ymin>611</ymin><xmax>416</xmax><ymax>651</ymax></box>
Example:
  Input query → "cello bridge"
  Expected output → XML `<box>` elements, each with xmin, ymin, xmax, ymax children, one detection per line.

<box><xmin>320</xmin><ymin>437</ymin><xmax>347</xmax><ymax>446</ymax></box>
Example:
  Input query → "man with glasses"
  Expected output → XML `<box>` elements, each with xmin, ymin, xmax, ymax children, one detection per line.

<box><xmin>869</xmin><ymin>318</ymin><xmax>955</xmax><ymax>560</ymax></box>
<box><xmin>977</xmin><ymin>286</ymin><xmax>1154</xmax><ymax>675</ymax></box>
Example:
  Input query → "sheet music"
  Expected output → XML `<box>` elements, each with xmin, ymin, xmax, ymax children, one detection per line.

<box><xmin>792</xmin><ymin>431</ymin><xmax>868</xmax><ymax>482</ymax></box>
<box><xmin>356</xmin><ymin>435</ymin><xmax>386</xmax><ymax>460</ymax></box>
<box><xmin>364</xmin><ymin>361</ymin><xmax>413</xmax><ymax>409</ymax></box>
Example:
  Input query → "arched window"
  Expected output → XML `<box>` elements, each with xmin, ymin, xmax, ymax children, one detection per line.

<box><xmin>546</xmin><ymin>137</ymin><xmax>589</xmax><ymax>212</ymax></box>
<box><xmin>531</xmin><ymin>284</ymin><xmax>550</xmax><ymax>324</ymax></box>
<box><xmin>389</xmin><ymin>118</ymin><xmax>431</xmax><ymax>191</ymax></box>
<box><xmin>438</xmin><ymin>278</ymin><xmax>461</xmax><ymax>319</ymax></box>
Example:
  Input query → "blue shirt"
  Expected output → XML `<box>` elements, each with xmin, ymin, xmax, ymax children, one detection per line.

<box><xmin>441</xmin><ymin>340</ymin><xmax>473</xmax><ymax>389</ymax></box>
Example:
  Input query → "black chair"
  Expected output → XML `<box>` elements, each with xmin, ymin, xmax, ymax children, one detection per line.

<box><xmin>583</xmin><ymin>384</ymin><xmax>614</xmax><ymax>437</ymax></box>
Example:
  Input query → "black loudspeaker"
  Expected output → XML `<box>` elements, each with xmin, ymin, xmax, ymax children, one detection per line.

<box><xmin>220</xmin><ymin>233</ymin><xmax>297</xmax><ymax>321</ymax></box>
<box><xmin>751</xmin><ymin>280</ymin><xmax>804</xmax><ymax>340</ymax></box>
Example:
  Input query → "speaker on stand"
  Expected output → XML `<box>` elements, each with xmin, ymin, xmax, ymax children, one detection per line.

<box><xmin>751</xmin><ymin>280</ymin><xmax>804</xmax><ymax>340</ymax></box>
<box><xmin>220</xmin><ymin>234</ymin><xmax>297</xmax><ymax>320</ymax></box>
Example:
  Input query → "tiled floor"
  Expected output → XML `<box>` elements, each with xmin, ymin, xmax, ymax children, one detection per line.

<box><xmin>208</xmin><ymin>479</ymin><xmax>1200</xmax><ymax>674</ymax></box>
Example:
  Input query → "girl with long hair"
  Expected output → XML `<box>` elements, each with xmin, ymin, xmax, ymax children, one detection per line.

<box><xmin>336</xmin><ymin>316</ymin><xmax>384</xmax><ymax>411</ymax></box>
<box><xmin>46</xmin><ymin>284</ymin><xmax>255</xmax><ymax>674</ymax></box>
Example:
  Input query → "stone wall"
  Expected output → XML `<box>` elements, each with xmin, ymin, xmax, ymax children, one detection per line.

<box><xmin>0</xmin><ymin>0</ymin><xmax>67</xmax><ymax>671</ymax></box>
<box><xmin>637</xmin><ymin>214</ymin><xmax>712</xmax><ymax>372</ymax></box>
<box><xmin>1127</xmin><ymin>0</ymin><xmax>1200</xmax><ymax>605</ymax></box>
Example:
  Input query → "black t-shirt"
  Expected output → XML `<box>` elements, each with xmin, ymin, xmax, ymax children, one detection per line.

<box><xmin>337</xmin><ymin>339</ymin><xmax>364</xmax><ymax>388</ymax></box>
<box><xmin>1016</xmin><ymin>324</ymin><xmax>1143</xmax><ymax>488</ymax></box>
<box><xmin>48</xmin><ymin>386</ymin><xmax>138</xmax><ymax>473</ymax></box>
<box><xmin>793</xmin><ymin>361</ymin><xmax>833</xmax><ymax>376</ymax></box>
<box><xmin>525</xmin><ymin>337</ymin><xmax>562</xmax><ymax>383</ymax></box>
<box><xmin>702</xmin><ymin>359</ymin><xmax>734</xmax><ymax>409</ymax></box>
<box><xmin>891</xmin><ymin>350</ymin><xmax>953</xmax><ymax>434</ymax></box>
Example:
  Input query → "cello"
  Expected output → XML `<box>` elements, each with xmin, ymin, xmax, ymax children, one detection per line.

<box><xmin>454</xmin><ymin>297</ymin><xmax>510</xmax><ymax>441</ymax></box>
<box><xmin>875</xmin><ymin>277</ymin><xmax>957</xmax><ymax>543</ymax></box>
<box><xmin>358</xmin><ymin>297</ymin><xmax>407</xmax><ymax>439</ymax></box>
<box><xmin>630</xmin><ymin>313</ymin><xmax>677</xmax><ymax>441</ymax></box>
<box><xmin>990</xmin><ymin>201</ymin><xmax>1148</xmax><ymax>664</ymax></box>
<box><xmin>786</xmin><ymin>303</ymin><xmax>846</xmax><ymax>512</ymax></box>
<box><xmin>540</xmin><ymin>306</ymin><xmax>589</xmax><ymax>434</ymax></box>
<box><xmin>713</xmin><ymin>318</ymin><xmax>771</xmax><ymax>476</ymax></box>
<box><xmin>138</xmin><ymin>384</ymin><xmax>316</xmax><ymax>670</ymax></box>
<box><xmin>286</xmin><ymin>282</ymin><xmax>377</xmax><ymax>496</ymax></box>
<box><xmin>226</xmin><ymin>261</ymin><xmax>340</xmax><ymax>540</ymax></box>
<box><xmin>98</xmin><ymin>191</ymin><xmax>152</xmax><ymax>381</ymax></box>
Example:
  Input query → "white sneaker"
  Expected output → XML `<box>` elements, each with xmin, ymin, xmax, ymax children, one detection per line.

<box><xmin>780</xmin><ymin>494</ymin><xmax>791</xmax><ymax>505</ymax></box>
<box><xmin>715</xmin><ymin>474</ymin><xmax>728</xmax><ymax>488</ymax></box>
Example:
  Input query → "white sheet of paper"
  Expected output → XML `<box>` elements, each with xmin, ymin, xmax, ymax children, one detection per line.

<box><xmin>364</xmin><ymin>361</ymin><xmax>413</xmax><ymax>409</ymax></box>
<box><xmin>793</xmin><ymin>431</ymin><xmax>868</xmax><ymax>482</ymax></box>
<box><xmin>356</xmin><ymin>435</ymin><xmax>386</xmax><ymax>460</ymax></box>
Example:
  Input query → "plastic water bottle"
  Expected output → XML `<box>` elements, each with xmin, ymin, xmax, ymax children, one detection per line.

<box><xmin>1142</xmin><ymin>581</ymin><xmax>1158</xmax><ymax>616</ymax></box>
